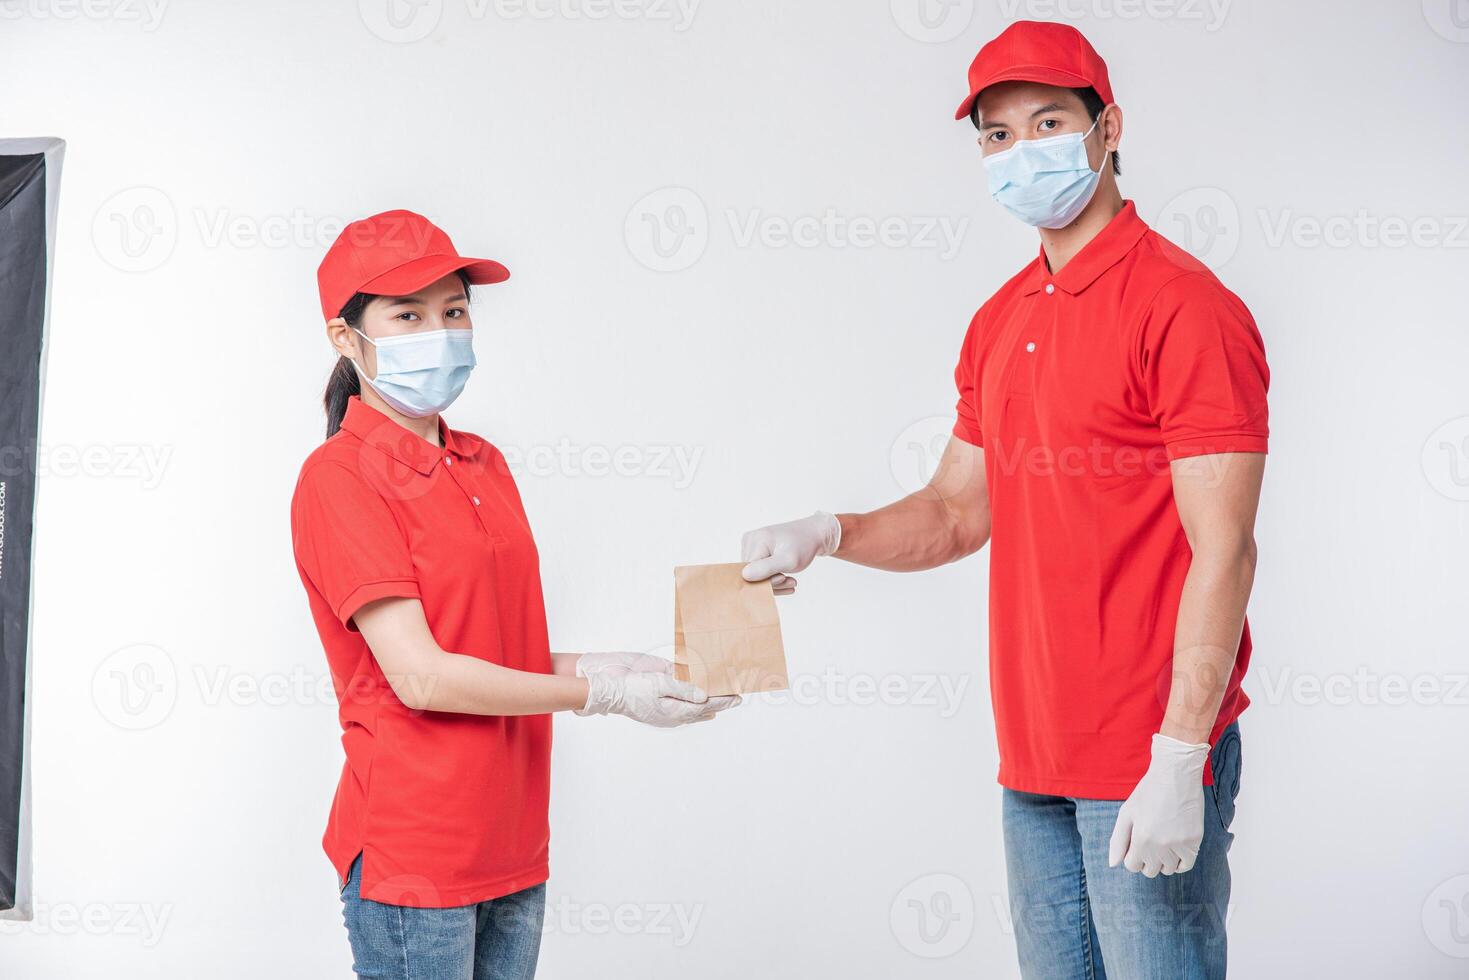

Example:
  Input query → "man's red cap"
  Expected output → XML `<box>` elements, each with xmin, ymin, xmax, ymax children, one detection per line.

<box><xmin>316</xmin><ymin>209</ymin><xmax>509</xmax><ymax>321</ymax></box>
<box><xmin>954</xmin><ymin>20</ymin><xmax>1114</xmax><ymax>122</ymax></box>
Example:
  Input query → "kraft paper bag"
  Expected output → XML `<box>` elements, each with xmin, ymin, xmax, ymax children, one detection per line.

<box><xmin>673</xmin><ymin>562</ymin><xmax>789</xmax><ymax>697</ymax></box>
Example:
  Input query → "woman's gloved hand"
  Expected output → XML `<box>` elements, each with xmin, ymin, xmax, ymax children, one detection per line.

<box><xmin>574</xmin><ymin>651</ymin><xmax>676</xmax><ymax>678</ymax></box>
<box><xmin>574</xmin><ymin>670</ymin><xmax>741</xmax><ymax>728</ymax></box>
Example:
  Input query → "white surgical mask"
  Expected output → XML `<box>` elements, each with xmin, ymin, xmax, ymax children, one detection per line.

<box><xmin>982</xmin><ymin>116</ymin><xmax>1109</xmax><ymax>229</ymax></box>
<box><xmin>352</xmin><ymin>327</ymin><xmax>475</xmax><ymax>418</ymax></box>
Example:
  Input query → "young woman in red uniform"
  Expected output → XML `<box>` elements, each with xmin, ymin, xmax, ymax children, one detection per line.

<box><xmin>290</xmin><ymin>209</ymin><xmax>738</xmax><ymax>980</ymax></box>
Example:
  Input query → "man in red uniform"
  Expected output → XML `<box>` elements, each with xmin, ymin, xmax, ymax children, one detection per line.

<box><xmin>741</xmin><ymin>21</ymin><xmax>1266</xmax><ymax>978</ymax></box>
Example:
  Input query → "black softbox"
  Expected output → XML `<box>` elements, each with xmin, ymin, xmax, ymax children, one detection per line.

<box><xmin>0</xmin><ymin>137</ymin><xmax>63</xmax><ymax>921</ymax></box>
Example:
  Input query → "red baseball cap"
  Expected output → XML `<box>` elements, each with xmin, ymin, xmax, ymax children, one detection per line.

<box><xmin>316</xmin><ymin>209</ymin><xmax>510</xmax><ymax>321</ymax></box>
<box><xmin>954</xmin><ymin>20</ymin><xmax>1114</xmax><ymax>122</ymax></box>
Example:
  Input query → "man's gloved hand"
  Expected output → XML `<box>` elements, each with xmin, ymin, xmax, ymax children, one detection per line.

<box><xmin>740</xmin><ymin>511</ymin><xmax>842</xmax><ymax>595</ymax></box>
<box><xmin>574</xmin><ymin>670</ymin><xmax>741</xmax><ymax>728</ymax></box>
<box><xmin>1108</xmin><ymin>732</ymin><xmax>1211</xmax><ymax>878</ymax></box>
<box><xmin>574</xmin><ymin>651</ymin><xmax>675</xmax><ymax>678</ymax></box>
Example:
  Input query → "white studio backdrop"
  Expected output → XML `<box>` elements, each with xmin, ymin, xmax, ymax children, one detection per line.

<box><xmin>2</xmin><ymin>1</ymin><xmax>1467</xmax><ymax>977</ymax></box>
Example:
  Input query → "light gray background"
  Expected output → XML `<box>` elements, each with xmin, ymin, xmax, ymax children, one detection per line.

<box><xmin>2</xmin><ymin>0</ymin><xmax>1467</xmax><ymax>976</ymax></box>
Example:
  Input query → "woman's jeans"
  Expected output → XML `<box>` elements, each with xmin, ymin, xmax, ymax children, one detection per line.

<box><xmin>1002</xmin><ymin>721</ymin><xmax>1243</xmax><ymax>980</ymax></box>
<box><xmin>339</xmin><ymin>852</ymin><xmax>546</xmax><ymax>980</ymax></box>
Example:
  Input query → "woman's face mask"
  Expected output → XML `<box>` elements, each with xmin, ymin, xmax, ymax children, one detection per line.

<box><xmin>351</xmin><ymin>326</ymin><xmax>475</xmax><ymax>418</ymax></box>
<box><xmin>982</xmin><ymin>114</ymin><xmax>1110</xmax><ymax>230</ymax></box>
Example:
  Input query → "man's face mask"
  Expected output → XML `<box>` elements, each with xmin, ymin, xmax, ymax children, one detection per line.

<box><xmin>982</xmin><ymin>113</ymin><xmax>1110</xmax><ymax>230</ymax></box>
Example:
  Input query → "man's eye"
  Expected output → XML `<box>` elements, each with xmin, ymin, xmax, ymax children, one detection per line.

<box><xmin>1039</xmin><ymin>119</ymin><xmax>1057</xmax><ymax>131</ymax></box>
<box><xmin>988</xmin><ymin>132</ymin><xmax>1008</xmax><ymax>144</ymax></box>
<box><xmin>446</xmin><ymin>308</ymin><xmax>465</xmax><ymax>319</ymax></box>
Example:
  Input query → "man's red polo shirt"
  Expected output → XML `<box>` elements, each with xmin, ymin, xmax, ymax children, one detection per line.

<box><xmin>952</xmin><ymin>201</ymin><xmax>1269</xmax><ymax>799</ymax></box>
<box><xmin>291</xmin><ymin>395</ymin><xmax>553</xmax><ymax>906</ymax></box>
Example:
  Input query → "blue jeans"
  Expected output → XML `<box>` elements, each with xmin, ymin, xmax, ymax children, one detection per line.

<box><xmin>1002</xmin><ymin>722</ymin><xmax>1242</xmax><ymax>980</ymax></box>
<box><xmin>338</xmin><ymin>852</ymin><xmax>545</xmax><ymax>979</ymax></box>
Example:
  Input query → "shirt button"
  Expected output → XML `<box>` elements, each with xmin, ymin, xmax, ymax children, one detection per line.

<box><xmin>444</xmin><ymin>456</ymin><xmax>453</xmax><ymax>467</ymax></box>
<box><xmin>1044</xmin><ymin>283</ymin><xmax>1055</xmax><ymax>295</ymax></box>
<box><xmin>1025</xmin><ymin>342</ymin><xmax>1036</xmax><ymax>352</ymax></box>
<box><xmin>472</xmin><ymin>496</ymin><xmax>481</xmax><ymax>506</ymax></box>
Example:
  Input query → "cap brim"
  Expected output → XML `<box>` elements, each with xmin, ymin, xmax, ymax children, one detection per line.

<box><xmin>360</xmin><ymin>253</ymin><xmax>511</xmax><ymax>298</ymax></box>
<box><xmin>953</xmin><ymin>66</ymin><xmax>1095</xmax><ymax>120</ymax></box>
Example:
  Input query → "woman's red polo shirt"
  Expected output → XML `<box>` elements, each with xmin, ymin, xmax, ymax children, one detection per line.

<box><xmin>952</xmin><ymin>201</ymin><xmax>1269</xmax><ymax>799</ymax></box>
<box><xmin>290</xmin><ymin>395</ymin><xmax>552</xmax><ymax>907</ymax></box>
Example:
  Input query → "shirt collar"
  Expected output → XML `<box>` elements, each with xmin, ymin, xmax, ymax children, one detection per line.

<box><xmin>1021</xmin><ymin>200</ymin><xmax>1149</xmax><ymax>297</ymax></box>
<box><xmin>339</xmin><ymin>395</ymin><xmax>485</xmax><ymax>475</ymax></box>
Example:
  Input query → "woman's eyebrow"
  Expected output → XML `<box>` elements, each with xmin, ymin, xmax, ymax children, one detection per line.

<box><xmin>381</xmin><ymin>293</ymin><xmax>467</xmax><ymax>308</ymax></box>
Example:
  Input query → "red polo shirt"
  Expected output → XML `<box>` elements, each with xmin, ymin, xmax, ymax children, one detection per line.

<box><xmin>291</xmin><ymin>395</ymin><xmax>553</xmax><ymax>906</ymax></box>
<box><xmin>953</xmin><ymin>201</ymin><xmax>1269</xmax><ymax>799</ymax></box>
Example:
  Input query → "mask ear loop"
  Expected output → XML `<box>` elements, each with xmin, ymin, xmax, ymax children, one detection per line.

<box><xmin>1085</xmin><ymin>106</ymin><xmax>1114</xmax><ymax>177</ymax></box>
<box><xmin>348</xmin><ymin>326</ymin><xmax>377</xmax><ymax>382</ymax></box>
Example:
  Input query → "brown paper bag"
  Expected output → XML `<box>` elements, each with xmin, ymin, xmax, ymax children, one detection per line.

<box><xmin>673</xmin><ymin>562</ymin><xmax>789</xmax><ymax>696</ymax></box>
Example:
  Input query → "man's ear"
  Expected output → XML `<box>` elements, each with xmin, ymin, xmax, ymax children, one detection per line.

<box><xmin>1102</xmin><ymin>103</ymin><xmax>1124</xmax><ymax>152</ymax></box>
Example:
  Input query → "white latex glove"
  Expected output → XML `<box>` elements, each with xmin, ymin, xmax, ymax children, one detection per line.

<box><xmin>574</xmin><ymin>651</ymin><xmax>674</xmax><ymax>678</ymax></box>
<box><xmin>1108</xmin><ymin>733</ymin><xmax>1211</xmax><ymax>878</ymax></box>
<box><xmin>574</xmin><ymin>670</ymin><xmax>741</xmax><ymax>728</ymax></box>
<box><xmin>740</xmin><ymin>511</ymin><xmax>842</xmax><ymax>595</ymax></box>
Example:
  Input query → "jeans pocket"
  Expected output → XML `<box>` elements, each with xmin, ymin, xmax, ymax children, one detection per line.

<box><xmin>1208</xmin><ymin>724</ymin><xmax>1243</xmax><ymax>834</ymax></box>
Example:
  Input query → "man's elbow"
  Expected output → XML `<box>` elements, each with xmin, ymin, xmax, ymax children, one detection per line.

<box><xmin>1193</xmin><ymin>530</ymin><xmax>1257</xmax><ymax>572</ymax></box>
<box><xmin>942</xmin><ymin>506</ymin><xmax>990</xmax><ymax>564</ymax></box>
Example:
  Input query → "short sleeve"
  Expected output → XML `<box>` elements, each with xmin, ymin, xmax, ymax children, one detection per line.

<box><xmin>952</xmin><ymin>307</ymin><xmax>986</xmax><ymax>447</ymax></box>
<box><xmin>291</xmin><ymin>461</ymin><xmax>421</xmax><ymax>631</ymax></box>
<box><xmin>1138</xmin><ymin>274</ymin><xmax>1269</xmax><ymax>461</ymax></box>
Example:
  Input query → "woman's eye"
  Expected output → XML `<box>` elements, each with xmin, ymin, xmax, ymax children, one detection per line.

<box><xmin>397</xmin><ymin>312</ymin><xmax>419</xmax><ymax>322</ymax></box>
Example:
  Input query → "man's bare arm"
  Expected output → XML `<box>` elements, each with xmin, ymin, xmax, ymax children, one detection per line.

<box><xmin>836</xmin><ymin>436</ymin><xmax>991</xmax><ymax>571</ymax></box>
<box><xmin>1159</xmin><ymin>452</ymin><xmax>1266</xmax><ymax>744</ymax></box>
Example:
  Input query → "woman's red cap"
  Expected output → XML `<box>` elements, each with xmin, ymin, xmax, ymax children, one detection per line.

<box><xmin>316</xmin><ymin>209</ymin><xmax>509</xmax><ymax>321</ymax></box>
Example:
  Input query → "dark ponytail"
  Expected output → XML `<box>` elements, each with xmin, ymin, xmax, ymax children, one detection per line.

<box><xmin>323</xmin><ymin>353</ymin><xmax>361</xmax><ymax>439</ymax></box>
<box><xmin>322</xmin><ymin>269</ymin><xmax>474</xmax><ymax>438</ymax></box>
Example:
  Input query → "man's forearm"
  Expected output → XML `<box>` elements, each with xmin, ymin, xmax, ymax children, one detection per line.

<box><xmin>1159</xmin><ymin>538</ymin><xmax>1257</xmax><ymax>744</ymax></box>
<box><xmin>835</xmin><ymin>487</ymin><xmax>990</xmax><ymax>572</ymax></box>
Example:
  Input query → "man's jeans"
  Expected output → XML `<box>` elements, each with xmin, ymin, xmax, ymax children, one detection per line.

<box><xmin>338</xmin><ymin>851</ymin><xmax>545</xmax><ymax>980</ymax></box>
<box><xmin>1002</xmin><ymin>721</ymin><xmax>1242</xmax><ymax>980</ymax></box>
